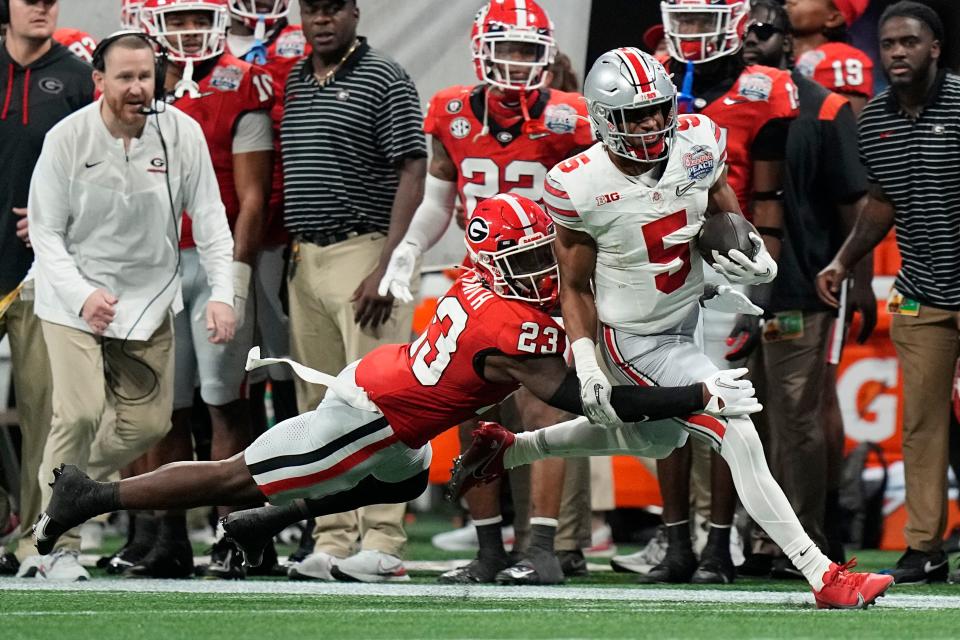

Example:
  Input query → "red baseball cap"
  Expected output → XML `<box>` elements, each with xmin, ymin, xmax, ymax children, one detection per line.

<box><xmin>832</xmin><ymin>0</ymin><xmax>869</xmax><ymax>27</ymax></box>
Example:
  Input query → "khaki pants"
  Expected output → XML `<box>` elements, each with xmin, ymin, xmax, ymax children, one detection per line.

<box><xmin>0</xmin><ymin>290</ymin><xmax>53</xmax><ymax>560</ymax></box>
<box><xmin>891</xmin><ymin>305</ymin><xmax>960</xmax><ymax>552</ymax></box>
<box><xmin>289</xmin><ymin>233</ymin><xmax>417</xmax><ymax>558</ymax></box>
<box><xmin>39</xmin><ymin>316</ymin><xmax>174</xmax><ymax>551</ymax></box>
<box><xmin>762</xmin><ymin>310</ymin><xmax>835</xmax><ymax>550</ymax></box>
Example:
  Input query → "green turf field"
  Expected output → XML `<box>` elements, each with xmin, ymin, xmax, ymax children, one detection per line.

<box><xmin>3</xmin><ymin>513</ymin><xmax>960</xmax><ymax>639</ymax></box>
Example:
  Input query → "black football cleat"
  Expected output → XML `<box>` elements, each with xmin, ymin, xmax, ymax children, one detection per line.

<box><xmin>34</xmin><ymin>465</ymin><xmax>112</xmax><ymax>556</ymax></box>
<box><xmin>219</xmin><ymin>509</ymin><xmax>276</xmax><ymax>569</ymax></box>
<box><xmin>495</xmin><ymin>549</ymin><xmax>565</xmax><ymax>586</ymax></box>
<box><xmin>438</xmin><ymin>553</ymin><xmax>511</xmax><ymax>584</ymax></box>
<box><xmin>200</xmin><ymin>537</ymin><xmax>246</xmax><ymax>580</ymax></box>
<box><xmin>445</xmin><ymin>422</ymin><xmax>514</xmax><ymax>502</ymax></box>
<box><xmin>691</xmin><ymin>544</ymin><xmax>736</xmax><ymax>584</ymax></box>
<box><xmin>123</xmin><ymin>542</ymin><xmax>195</xmax><ymax>579</ymax></box>
<box><xmin>634</xmin><ymin>543</ymin><xmax>698</xmax><ymax>584</ymax></box>
<box><xmin>557</xmin><ymin>549</ymin><xmax>589</xmax><ymax>578</ymax></box>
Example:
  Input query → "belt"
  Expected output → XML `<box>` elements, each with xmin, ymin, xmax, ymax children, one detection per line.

<box><xmin>297</xmin><ymin>229</ymin><xmax>375</xmax><ymax>247</ymax></box>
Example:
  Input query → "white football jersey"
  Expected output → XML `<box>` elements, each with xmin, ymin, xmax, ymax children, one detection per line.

<box><xmin>544</xmin><ymin>114</ymin><xmax>728</xmax><ymax>335</ymax></box>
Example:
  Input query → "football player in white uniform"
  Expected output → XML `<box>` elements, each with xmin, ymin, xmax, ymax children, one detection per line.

<box><xmin>454</xmin><ymin>48</ymin><xmax>894</xmax><ymax>609</ymax></box>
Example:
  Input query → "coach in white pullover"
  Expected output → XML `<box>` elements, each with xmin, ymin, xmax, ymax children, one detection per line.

<box><xmin>27</xmin><ymin>33</ymin><xmax>235</xmax><ymax>567</ymax></box>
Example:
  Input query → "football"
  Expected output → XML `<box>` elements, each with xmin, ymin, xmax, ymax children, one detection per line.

<box><xmin>697</xmin><ymin>211</ymin><xmax>759</xmax><ymax>266</ymax></box>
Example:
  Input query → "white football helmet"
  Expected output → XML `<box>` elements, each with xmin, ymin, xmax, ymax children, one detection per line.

<box><xmin>121</xmin><ymin>0</ymin><xmax>146</xmax><ymax>29</ymax></box>
<box><xmin>140</xmin><ymin>0</ymin><xmax>228</xmax><ymax>62</ymax></box>
<box><xmin>227</xmin><ymin>0</ymin><xmax>290</xmax><ymax>34</ymax></box>
<box><xmin>583</xmin><ymin>47</ymin><xmax>678</xmax><ymax>163</ymax></box>
<box><xmin>661</xmin><ymin>0</ymin><xmax>750</xmax><ymax>64</ymax></box>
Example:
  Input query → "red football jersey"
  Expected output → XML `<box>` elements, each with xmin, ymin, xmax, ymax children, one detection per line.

<box><xmin>424</xmin><ymin>85</ymin><xmax>593</xmax><ymax>222</ymax></box>
<box><xmin>176</xmin><ymin>54</ymin><xmax>276</xmax><ymax>249</ymax></box>
<box><xmin>355</xmin><ymin>271</ymin><xmax>566</xmax><ymax>448</ymax></box>
<box><xmin>796</xmin><ymin>42</ymin><xmax>874</xmax><ymax>99</ymax></box>
<box><xmin>699</xmin><ymin>65</ymin><xmax>799</xmax><ymax>215</ymax></box>
<box><xmin>53</xmin><ymin>28</ymin><xmax>97</xmax><ymax>64</ymax></box>
<box><xmin>227</xmin><ymin>24</ymin><xmax>311</xmax><ymax>247</ymax></box>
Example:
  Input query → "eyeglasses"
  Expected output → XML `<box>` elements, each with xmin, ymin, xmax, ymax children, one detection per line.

<box><xmin>746</xmin><ymin>22</ymin><xmax>785</xmax><ymax>41</ymax></box>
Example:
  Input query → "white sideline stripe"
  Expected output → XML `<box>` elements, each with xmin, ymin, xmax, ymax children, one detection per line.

<box><xmin>0</xmin><ymin>580</ymin><xmax>957</xmax><ymax>610</ymax></box>
<box><xmin>3</xmin><ymin>607</ymin><xmax>822</xmax><ymax>617</ymax></box>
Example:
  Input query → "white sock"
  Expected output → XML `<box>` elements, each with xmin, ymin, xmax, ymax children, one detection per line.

<box><xmin>719</xmin><ymin>417</ymin><xmax>832</xmax><ymax>590</ymax></box>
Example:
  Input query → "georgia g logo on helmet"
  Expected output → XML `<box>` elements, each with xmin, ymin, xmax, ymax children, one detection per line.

<box><xmin>467</xmin><ymin>215</ymin><xmax>491</xmax><ymax>243</ymax></box>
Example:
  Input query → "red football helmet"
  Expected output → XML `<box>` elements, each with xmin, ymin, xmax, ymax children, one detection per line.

<box><xmin>140</xmin><ymin>0</ymin><xmax>228</xmax><ymax>62</ymax></box>
<box><xmin>121</xmin><ymin>0</ymin><xmax>147</xmax><ymax>29</ymax></box>
<box><xmin>471</xmin><ymin>0</ymin><xmax>556</xmax><ymax>92</ymax></box>
<box><xmin>227</xmin><ymin>0</ymin><xmax>289</xmax><ymax>34</ymax></box>
<box><xmin>660</xmin><ymin>0</ymin><xmax>749</xmax><ymax>64</ymax></box>
<box><xmin>465</xmin><ymin>193</ymin><xmax>559</xmax><ymax>308</ymax></box>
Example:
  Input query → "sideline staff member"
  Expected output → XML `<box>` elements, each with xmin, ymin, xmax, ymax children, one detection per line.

<box><xmin>28</xmin><ymin>32</ymin><xmax>235</xmax><ymax>566</ymax></box>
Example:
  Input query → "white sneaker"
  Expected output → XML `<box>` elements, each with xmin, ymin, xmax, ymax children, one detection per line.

<box><xmin>331</xmin><ymin>549</ymin><xmax>409</xmax><ymax>583</ymax></box>
<box><xmin>37</xmin><ymin>550</ymin><xmax>90</xmax><ymax>581</ymax></box>
<box><xmin>287</xmin><ymin>550</ymin><xmax>339</xmax><ymax>581</ymax></box>
<box><xmin>15</xmin><ymin>554</ymin><xmax>44</xmax><ymax>578</ymax></box>
<box><xmin>80</xmin><ymin>522</ymin><xmax>104</xmax><ymax>552</ymax></box>
<box><xmin>431</xmin><ymin>523</ymin><xmax>515</xmax><ymax>552</ymax></box>
<box><xmin>584</xmin><ymin>523</ymin><xmax>618</xmax><ymax>558</ymax></box>
<box><xmin>611</xmin><ymin>525</ymin><xmax>667</xmax><ymax>574</ymax></box>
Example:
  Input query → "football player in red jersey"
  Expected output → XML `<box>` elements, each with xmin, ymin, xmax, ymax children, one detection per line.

<box><xmin>786</xmin><ymin>0</ymin><xmax>873</xmax><ymax>114</ymax></box>
<box><xmin>606</xmin><ymin>0</ymin><xmax>798</xmax><ymax>585</ymax></box>
<box><xmin>118</xmin><ymin>0</ymin><xmax>276</xmax><ymax>579</ymax></box>
<box><xmin>224</xmin><ymin>0</ymin><xmax>307</xmax><ymax>505</ymax></box>
<box><xmin>34</xmin><ymin>194</ymin><xmax>760</xmax><ymax>579</ymax></box>
<box><xmin>52</xmin><ymin>27</ymin><xmax>97</xmax><ymax>63</ymax></box>
<box><xmin>378</xmin><ymin>0</ymin><xmax>595</xmax><ymax>585</ymax></box>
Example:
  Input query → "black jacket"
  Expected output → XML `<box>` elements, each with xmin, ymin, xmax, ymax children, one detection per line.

<box><xmin>0</xmin><ymin>40</ymin><xmax>94</xmax><ymax>294</ymax></box>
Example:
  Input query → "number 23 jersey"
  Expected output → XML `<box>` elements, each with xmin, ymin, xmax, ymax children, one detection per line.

<box><xmin>355</xmin><ymin>271</ymin><xmax>565</xmax><ymax>448</ymax></box>
<box><xmin>544</xmin><ymin>115</ymin><xmax>727</xmax><ymax>336</ymax></box>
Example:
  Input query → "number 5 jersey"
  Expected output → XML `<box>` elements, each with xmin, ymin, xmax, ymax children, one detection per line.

<box><xmin>355</xmin><ymin>271</ymin><xmax>565</xmax><ymax>448</ymax></box>
<box><xmin>543</xmin><ymin>114</ymin><xmax>727</xmax><ymax>336</ymax></box>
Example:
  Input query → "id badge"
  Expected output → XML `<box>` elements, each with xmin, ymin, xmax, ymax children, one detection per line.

<box><xmin>886</xmin><ymin>288</ymin><xmax>920</xmax><ymax>316</ymax></box>
<box><xmin>762</xmin><ymin>310</ymin><xmax>804</xmax><ymax>343</ymax></box>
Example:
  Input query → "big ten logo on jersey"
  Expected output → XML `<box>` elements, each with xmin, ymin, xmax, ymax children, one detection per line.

<box><xmin>517</xmin><ymin>321</ymin><xmax>561</xmax><ymax>355</ymax></box>
<box><xmin>460</xmin><ymin>158</ymin><xmax>546</xmax><ymax>217</ymax></box>
<box><xmin>595</xmin><ymin>192</ymin><xmax>620</xmax><ymax>206</ymax></box>
<box><xmin>275</xmin><ymin>30</ymin><xmax>306</xmax><ymax>58</ymax></box>
<box><xmin>543</xmin><ymin>103</ymin><xmax>577</xmax><ymax>135</ymax></box>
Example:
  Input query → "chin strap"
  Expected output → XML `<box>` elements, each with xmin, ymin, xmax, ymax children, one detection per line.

<box><xmin>677</xmin><ymin>60</ymin><xmax>696</xmax><ymax>114</ymax></box>
<box><xmin>173</xmin><ymin>59</ymin><xmax>201</xmax><ymax>99</ymax></box>
<box><xmin>244</xmin><ymin>16</ymin><xmax>269</xmax><ymax>65</ymax></box>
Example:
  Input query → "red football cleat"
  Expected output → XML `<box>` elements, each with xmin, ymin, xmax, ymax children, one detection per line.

<box><xmin>813</xmin><ymin>558</ymin><xmax>895</xmax><ymax>609</ymax></box>
<box><xmin>445</xmin><ymin>422</ymin><xmax>515</xmax><ymax>502</ymax></box>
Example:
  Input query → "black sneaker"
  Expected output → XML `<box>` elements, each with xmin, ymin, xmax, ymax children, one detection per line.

<box><xmin>635</xmin><ymin>543</ymin><xmax>698</xmax><ymax>584</ymax></box>
<box><xmin>438</xmin><ymin>553</ymin><xmax>511</xmax><ymax>584</ymax></box>
<box><xmin>201</xmin><ymin>537</ymin><xmax>246</xmax><ymax>579</ymax></box>
<box><xmin>691</xmin><ymin>544</ymin><xmax>735</xmax><ymax>584</ymax></box>
<box><xmin>737</xmin><ymin>552</ymin><xmax>773</xmax><ymax>578</ymax></box>
<box><xmin>495</xmin><ymin>549</ymin><xmax>565</xmax><ymax>585</ymax></box>
<box><xmin>0</xmin><ymin>551</ymin><xmax>19</xmax><ymax>576</ymax></box>
<box><xmin>123</xmin><ymin>542</ymin><xmax>195</xmax><ymax>579</ymax></box>
<box><xmin>885</xmin><ymin>547</ymin><xmax>948</xmax><ymax>585</ymax></box>
<box><xmin>34</xmin><ymin>465</ymin><xmax>111</xmax><ymax>555</ymax></box>
<box><xmin>100</xmin><ymin>514</ymin><xmax>158</xmax><ymax>575</ymax></box>
<box><xmin>770</xmin><ymin>555</ymin><xmax>804</xmax><ymax>581</ymax></box>
<box><xmin>557</xmin><ymin>549</ymin><xmax>588</xmax><ymax>578</ymax></box>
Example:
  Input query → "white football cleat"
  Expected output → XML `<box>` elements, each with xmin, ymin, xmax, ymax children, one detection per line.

<box><xmin>37</xmin><ymin>550</ymin><xmax>90</xmax><ymax>581</ymax></box>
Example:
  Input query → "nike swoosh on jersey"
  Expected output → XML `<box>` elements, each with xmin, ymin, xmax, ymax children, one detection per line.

<box><xmin>528</xmin><ymin>132</ymin><xmax>550</xmax><ymax>140</ymax></box>
<box><xmin>723</xmin><ymin>97</ymin><xmax>748</xmax><ymax>105</ymax></box>
<box><xmin>84</xmin><ymin>161</ymin><xmax>104</xmax><ymax>169</ymax></box>
<box><xmin>675</xmin><ymin>181</ymin><xmax>697</xmax><ymax>198</ymax></box>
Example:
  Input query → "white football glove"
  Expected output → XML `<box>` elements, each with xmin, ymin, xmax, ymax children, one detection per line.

<box><xmin>231</xmin><ymin>261</ymin><xmax>252</xmax><ymax>330</ymax></box>
<box><xmin>711</xmin><ymin>232</ymin><xmax>778</xmax><ymax>285</ymax></box>
<box><xmin>571</xmin><ymin>338</ymin><xmax>620</xmax><ymax>425</ymax></box>
<box><xmin>377</xmin><ymin>240</ymin><xmax>420</xmax><ymax>303</ymax></box>
<box><xmin>700</xmin><ymin>283</ymin><xmax>763</xmax><ymax>316</ymax></box>
<box><xmin>702</xmin><ymin>368</ymin><xmax>763</xmax><ymax>418</ymax></box>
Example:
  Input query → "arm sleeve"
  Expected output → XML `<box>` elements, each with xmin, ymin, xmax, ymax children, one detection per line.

<box><xmin>180</xmin><ymin>118</ymin><xmax>235</xmax><ymax>305</ymax></box>
<box><xmin>375</xmin><ymin>73</ymin><xmax>428</xmax><ymax>164</ymax></box>
<box><xmin>231</xmin><ymin>110</ymin><xmax>274</xmax><ymax>154</ymax></box>
<box><xmin>547</xmin><ymin>369</ymin><xmax>706</xmax><ymax>421</ymax></box>
<box><xmin>542</xmin><ymin>170</ymin><xmax>584</xmax><ymax>231</ymax></box>
<box><xmin>27</xmin><ymin>137</ymin><xmax>97</xmax><ymax>314</ymax></box>
<box><xmin>402</xmin><ymin>173</ymin><xmax>457</xmax><ymax>251</ymax></box>
<box><xmin>822</xmin><ymin>101</ymin><xmax>868</xmax><ymax>203</ymax></box>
